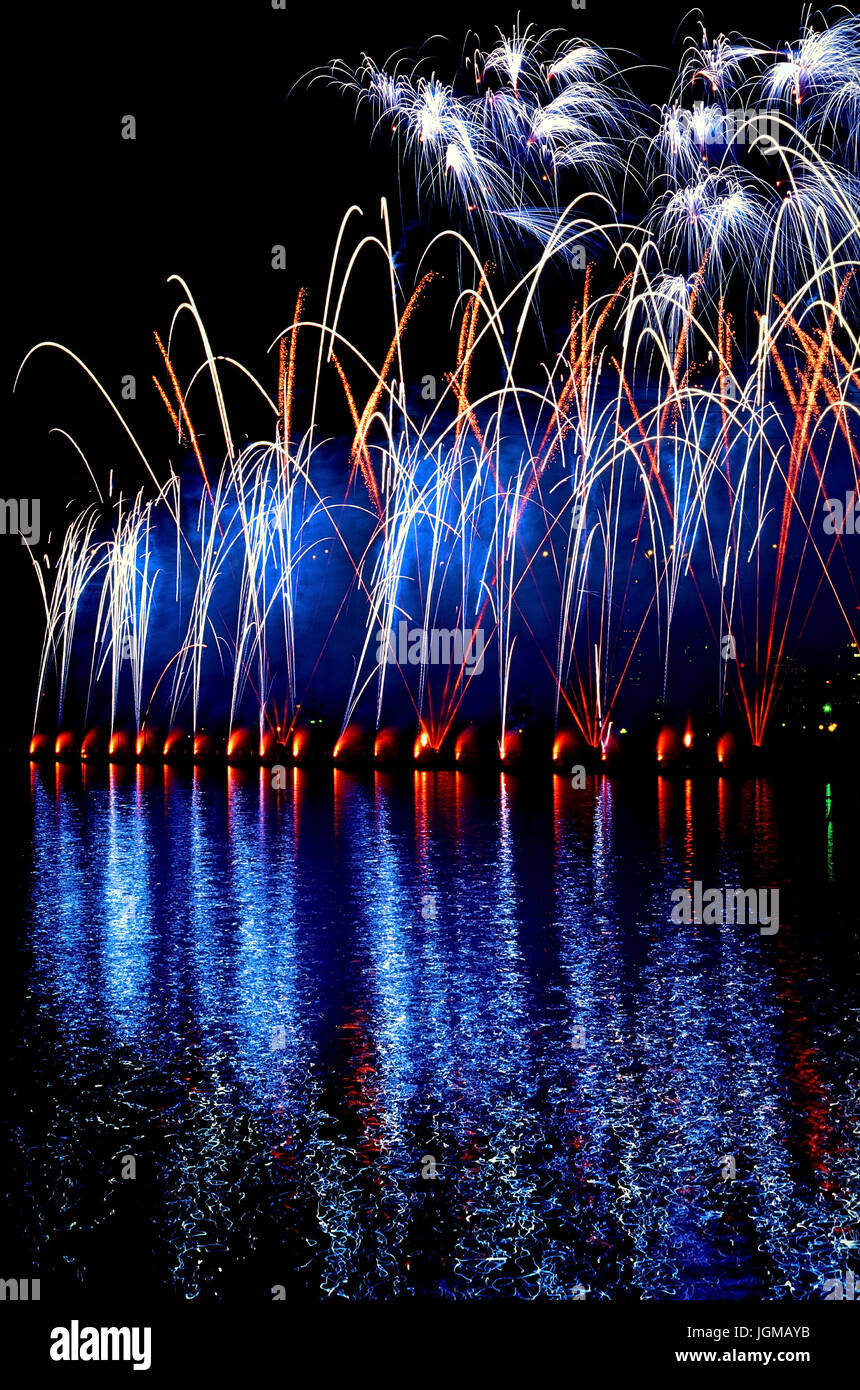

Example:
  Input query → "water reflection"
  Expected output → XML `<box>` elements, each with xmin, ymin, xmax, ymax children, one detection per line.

<box><xmin>12</xmin><ymin>765</ymin><xmax>859</xmax><ymax>1299</ymax></box>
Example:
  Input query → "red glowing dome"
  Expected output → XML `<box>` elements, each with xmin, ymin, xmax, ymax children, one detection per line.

<box><xmin>717</xmin><ymin>731</ymin><xmax>736</xmax><ymax>766</ymax></box>
<box><xmin>193</xmin><ymin>732</ymin><xmax>214</xmax><ymax>760</ymax></box>
<box><xmin>333</xmin><ymin>724</ymin><xmax>369</xmax><ymax>763</ymax></box>
<box><xmin>29</xmin><ymin>733</ymin><xmax>52</xmax><ymax>761</ymax></box>
<box><xmin>413</xmin><ymin>730</ymin><xmax>437</xmax><ymax>763</ymax></box>
<box><xmin>259</xmin><ymin>729</ymin><xmax>280</xmax><ymax>763</ymax></box>
<box><xmin>500</xmin><ymin>730</ymin><xmax>523</xmax><ymax>765</ymax></box>
<box><xmin>454</xmin><ymin>726</ymin><xmax>481</xmax><ymax>764</ymax></box>
<box><xmin>552</xmin><ymin>729</ymin><xmax>582</xmax><ymax>767</ymax></box>
<box><xmin>373</xmin><ymin>728</ymin><xmax>403</xmax><ymax>764</ymax></box>
<box><xmin>656</xmin><ymin>727</ymin><xmax>680</xmax><ymax>763</ymax></box>
<box><xmin>135</xmin><ymin>726</ymin><xmax>161</xmax><ymax>759</ymax></box>
<box><xmin>54</xmin><ymin>731</ymin><xmax>77</xmax><ymax>761</ymax></box>
<box><xmin>81</xmin><ymin>728</ymin><xmax>106</xmax><ymax>761</ymax></box>
<box><xmin>109</xmin><ymin>730</ymin><xmax>134</xmax><ymax>761</ymax></box>
<box><xmin>226</xmin><ymin>728</ymin><xmax>255</xmax><ymax>762</ymax></box>
<box><xmin>163</xmin><ymin>729</ymin><xmax>188</xmax><ymax>760</ymax></box>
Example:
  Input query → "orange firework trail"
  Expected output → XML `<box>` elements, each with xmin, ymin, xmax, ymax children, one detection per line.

<box><xmin>279</xmin><ymin>287</ymin><xmax>307</xmax><ymax>456</ymax></box>
<box><xmin>154</xmin><ymin>331</ymin><xmax>214</xmax><ymax>506</ymax></box>
<box><xmin>347</xmin><ymin>271</ymin><xmax>436</xmax><ymax>517</ymax></box>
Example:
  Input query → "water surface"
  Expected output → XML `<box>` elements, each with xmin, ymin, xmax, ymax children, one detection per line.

<box><xmin>4</xmin><ymin>764</ymin><xmax>859</xmax><ymax>1301</ymax></box>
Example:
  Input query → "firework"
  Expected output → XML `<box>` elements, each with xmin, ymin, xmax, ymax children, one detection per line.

<box><xmin>17</xmin><ymin>18</ymin><xmax>860</xmax><ymax>764</ymax></box>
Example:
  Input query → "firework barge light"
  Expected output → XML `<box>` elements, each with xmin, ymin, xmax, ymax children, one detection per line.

<box><xmin>26</xmin><ymin>719</ymin><xmax>827</xmax><ymax>776</ymax></box>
